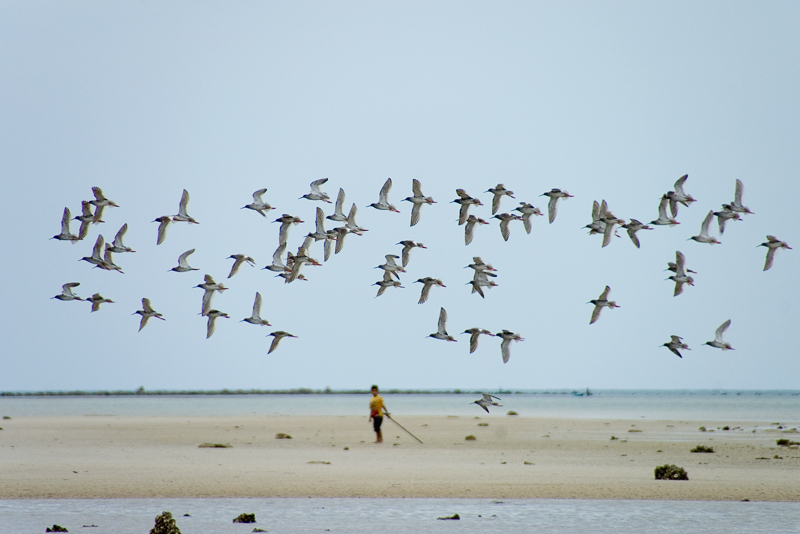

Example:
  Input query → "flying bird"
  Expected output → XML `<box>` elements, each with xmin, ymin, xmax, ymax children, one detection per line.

<box><xmin>704</xmin><ymin>319</ymin><xmax>734</xmax><ymax>350</ymax></box>
<box><xmin>541</xmin><ymin>188</ymin><xmax>573</xmax><ymax>224</ymax></box>
<box><xmin>650</xmin><ymin>195</ymin><xmax>680</xmax><ymax>226</ymax></box>
<box><xmin>242</xmin><ymin>292</ymin><xmax>271</xmax><ymax>326</ymax></box>
<box><xmin>227</xmin><ymin>254</ymin><xmax>256</xmax><ymax>278</ymax></box>
<box><xmin>397</xmin><ymin>240</ymin><xmax>426</xmax><ymax>268</ymax></box>
<box><xmin>662</xmin><ymin>335</ymin><xmax>690</xmax><ymax>358</ymax></box>
<box><xmin>52</xmin><ymin>207</ymin><xmax>80</xmax><ymax>243</ymax></box>
<box><xmin>414</xmin><ymin>277</ymin><xmax>445</xmax><ymax>304</ymax></box>
<box><xmin>513</xmin><ymin>202</ymin><xmax>543</xmax><ymax>234</ymax></box>
<box><xmin>170</xmin><ymin>249</ymin><xmax>199</xmax><ymax>272</ymax></box>
<box><xmin>496</xmin><ymin>330</ymin><xmax>523</xmax><ymax>363</ymax></box>
<box><xmin>452</xmin><ymin>189</ymin><xmax>483</xmax><ymax>225</ymax></box>
<box><xmin>486</xmin><ymin>184</ymin><xmax>514</xmax><ymax>215</ymax></box>
<box><xmin>759</xmin><ymin>236</ymin><xmax>791</xmax><ymax>271</ymax></box>
<box><xmin>729</xmin><ymin>179</ymin><xmax>753</xmax><ymax>215</ymax></box>
<box><xmin>689</xmin><ymin>210</ymin><xmax>721</xmax><ymax>244</ymax></box>
<box><xmin>368</xmin><ymin>178</ymin><xmax>399</xmax><ymax>212</ymax></box>
<box><xmin>85</xmin><ymin>293</ymin><xmax>114</xmax><ymax>312</ymax></box>
<box><xmin>589</xmin><ymin>286</ymin><xmax>619</xmax><ymax>324</ymax></box>
<box><xmin>493</xmin><ymin>213</ymin><xmax>523</xmax><ymax>241</ymax></box>
<box><xmin>172</xmin><ymin>189</ymin><xmax>199</xmax><ymax>223</ymax></box>
<box><xmin>666</xmin><ymin>174</ymin><xmax>696</xmax><ymax>218</ymax></box>
<box><xmin>327</xmin><ymin>188</ymin><xmax>348</xmax><ymax>222</ymax></box>
<box><xmin>464</xmin><ymin>215</ymin><xmax>489</xmax><ymax>245</ymax></box>
<box><xmin>153</xmin><ymin>216</ymin><xmax>172</xmax><ymax>245</ymax></box>
<box><xmin>667</xmin><ymin>251</ymin><xmax>694</xmax><ymax>297</ymax></box>
<box><xmin>462</xmin><ymin>328</ymin><xmax>494</xmax><ymax>354</ymax></box>
<box><xmin>243</xmin><ymin>188</ymin><xmax>273</xmax><ymax>216</ymax></box>
<box><xmin>621</xmin><ymin>219</ymin><xmax>653</xmax><ymax>249</ymax></box>
<box><xmin>301</xmin><ymin>178</ymin><xmax>332</xmax><ymax>203</ymax></box>
<box><xmin>134</xmin><ymin>298</ymin><xmax>165</xmax><ymax>331</ymax></box>
<box><xmin>268</xmin><ymin>331</ymin><xmax>297</xmax><ymax>354</ymax></box>
<box><xmin>402</xmin><ymin>179</ymin><xmax>435</xmax><ymax>226</ymax></box>
<box><xmin>204</xmin><ymin>310</ymin><xmax>230</xmax><ymax>339</ymax></box>
<box><xmin>471</xmin><ymin>393</ymin><xmax>502</xmax><ymax>413</ymax></box>
<box><xmin>428</xmin><ymin>307</ymin><xmax>456</xmax><ymax>341</ymax></box>
<box><xmin>106</xmin><ymin>223</ymin><xmax>135</xmax><ymax>253</ymax></box>
<box><xmin>53</xmin><ymin>282</ymin><xmax>83</xmax><ymax>301</ymax></box>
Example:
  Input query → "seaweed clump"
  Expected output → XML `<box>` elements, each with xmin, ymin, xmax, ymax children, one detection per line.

<box><xmin>465</xmin><ymin>435</ymin><xmax>476</xmax><ymax>441</ymax></box>
<box><xmin>690</xmin><ymin>445</ymin><xmax>714</xmax><ymax>453</ymax></box>
<box><xmin>150</xmin><ymin>511</ymin><xmax>181</xmax><ymax>534</ymax></box>
<box><xmin>233</xmin><ymin>513</ymin><xmax>256</xmax><ymax>523</ymax></box>
<box><xmin>654</xmin><ymin>464</ymin><xmax>688</xmax><ymax>480</ymax></box>
<box><xmin>275</xmin><ymin>433</ymin><xmax>292</xmax><ymax>439</ymax></box>
<box><xmin>46</xmin><ymin>526</ymin><xmax>68</xmax><ymax>533</ymax></box>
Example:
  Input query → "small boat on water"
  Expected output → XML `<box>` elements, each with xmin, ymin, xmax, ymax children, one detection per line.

<box><xmin>572</xmin><ymin>388</ymin><xmax>592</xmax><ymax>397</ymax></box>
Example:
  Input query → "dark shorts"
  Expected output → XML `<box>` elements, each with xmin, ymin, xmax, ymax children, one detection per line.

<box><xmin>373</xmin><ymin>415</ymin><xmax>383</xmax><ymax>432</ymax></box>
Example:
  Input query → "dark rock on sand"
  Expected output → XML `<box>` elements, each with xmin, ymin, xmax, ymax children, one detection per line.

<box><xmin>233</xmin><ymin>513</ymin><xmax>256</xmax><ymax>523</ymax></box>
<box><xmin>654</xmin><ymin>464</ymin><xmax>688</xmax><ymax>480</ymax></box>
<box><xmin>150</xmin><ymin>511</ymin><xmax>181</xmax><ymax>534</ymax></box>
<box><xmin>437</xmin><ymin>514</ymin><xmax>460</xmax><ymax>520</ymax></box>
<box><xmin>46</xmin><ymin>526</ymin><xmax>68</xmax><ymax>532</ymax></box>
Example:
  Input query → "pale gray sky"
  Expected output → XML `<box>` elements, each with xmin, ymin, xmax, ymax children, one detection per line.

<box><xmin>2</xmin><ymin>1</ymin><xmax>799</xmax><ymax>391</ymax></box>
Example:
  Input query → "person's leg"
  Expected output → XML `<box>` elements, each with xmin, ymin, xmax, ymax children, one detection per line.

<box><xmin>373</xmin><ymin>416</ymin><xmax>383</xmax><ymax>443</ymax></box>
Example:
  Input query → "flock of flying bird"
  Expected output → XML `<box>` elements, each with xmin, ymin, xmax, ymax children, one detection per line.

<box><xmin>51</xmin><ymin>176</ymin><xmax>791</xmax><ymax>390</ymax></box>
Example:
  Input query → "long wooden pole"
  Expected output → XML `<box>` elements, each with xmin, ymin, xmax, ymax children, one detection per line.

<box><xmin>385</xmin><ymin>413</ymin><xmax>423</xmax><ymax>443</ymax></box>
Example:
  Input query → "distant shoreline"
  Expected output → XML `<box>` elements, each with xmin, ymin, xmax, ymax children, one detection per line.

<box><xmin>1</xmin><ymin>388</ymin><xmax>798</xmax><ymax>397</ymax></box>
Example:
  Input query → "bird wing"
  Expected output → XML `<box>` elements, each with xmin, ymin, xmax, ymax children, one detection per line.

<box><xmin>418</xmin><ymin>282</ymin><xmax>432</xmax><ymax>304</ymax></box>
<box><xmin>657</xmin><ymin>195</ymin><xmax>669</xmax><ymax>220</ymax></box>
<box><xmin>734</xmin><ymin>179</ymin><xmax>744</xmax><ymax>205</ymax></box>
<box><xmin>346</xmin><ymin>203</ymin><xmax>358</xmax><ymax>226</ymax></box>
<box><xmin>252</xmin><ymin>188</ymin><xmax>267</xmax><ymax>203</ymax></box>
<box><xmin>60</xmin><ymin>207</ymin><xmax>72</xmax><ymax>233</ymax></box>
<box><xmin>156</xmin><ymin>218</ymin><xmax>170</xmax><ymax>245</ymax></box>
<box><xmin>92</xmin><ymin>186</ymin><xmax>106</xmax><ymax>201</ymax></box>
<box><xmin>627</xmin><ymin>227</ymin><xmax>641</xmax><ymax>248</ymax></box>
<box><xmin>324</xmin><ymin>237</ymin><xmax>333</xmax><ymax>261</ymax></box>
<box><xmin>599</xmin><ymin>286</ymin><xmax>611</xmax><ymax>301</ymax></box>
<box><xmin>670</xmin><ymin>335</ymin><xmax>683</xmax><ymax>343</ymax></box>
<box><xmin>206</xmin><ymin>315</ymin><xmax>217</xmax><ymax>338</ymax></box>
<box><xmin>601</xmin><ymin>221</ymin><xmax>616</xmax><ymax>248</ymax></box>
<box><xmin>378</xmin><ymin>178</ymin><xmax>392</xmax><ymax>203</ymax></box>
<box><xmin>252</xmin><ymin>292</ymin><xmax>263</xmax><ymax>318</ymax></box>
<box><xmin>113</xmin><ymin>223</ymin><xmax>128</xmax><ymax>247</ymax></box>
<box><xmin>410</xmin><ymin>203</ymin><xmax>422</xmax><ymax>227</ymax></box>
<box><xmin>700</xmin><ymin>210</ymin><xmax>713</xmax><ymax>236</ymax></box>
<box><xmin>471</xmin><ymin>281</ymin><xmax>485</xmax><ymax>298</ymax></box>
<box><xmin>764</xmin><ymin>247</ymin><xmax>777</xmax><ymax>271</ymax></box>
<box><xmin>333</xmin><ymin>188</ymin><xmax>345</xmax><ymax>215</ymax></box>
<box><xmin>590</xmin><ymin>304</ymin><xmax>603</xmax><ymax>324</ymax></box>
<box><xmin>138</xmin><ymin>315</ymin><xmax>150</xmax><ymax>331</ymax></box>
<box><xmin>178</xmin><ymin>189</ymin><xmax>190</xmax><ymax>217</ymax></box>
<box><xmin>522</xmin><ymin>214</ymin><xmax>532</xmax><ymax>235</ymax></box>
<box><xmin>715</xmin><ymin>319</ymin><xmax>731</xmax><ymax>342</ymax></box>
<box><xmin>268</xmin><ymin>335</ymin><xmax>282</xmax><ymax>354</ymax></box>
<box><xmin>412</xmin><ymin>179</ymin><xmax>423</xmax><ymax>197</ymax></box>
<box><xmin>201</xmin><ymin>289</ymin><xmax>214</xmax><ymax>315</ymax></box>
<box><xmin>674</xmin><ymin>174</ymin><xmax>689</xmax><ymax>196</ymax></box>
<box><xmin>272</xmin><ymin>243</ymin><xmax>287</xmax><ymax>266</ymax></box>
<box><xmin>499</xmin><ymin>218</ymin><xmax>511</xmax><ymax>241</ymax></box>
<box><xmin>91</xmin><ymin>235</ymin><xmax>105</xmax><ymax>258</ymax></box>
<box><xmin>590</xmin><ymin>201</ymin><xmax>600</xmax><ymax>222</ymax></box>
<box><xmin>310</xmin><ymin>178</ymin><xmax>328</xmax><ymax>193</ymax></box>
<box><xmin>437</xmin><ymin>308</ymin><xmax>448</xmax><ymax>335</ymax></box>
<box><xmin>673</xmin><ymin>280</ymin><xmax>685</xmax><ymax>297</ymax></box>
<box><xmin>177</xmin><ymin>249</ymin><xmax>195</xmax><ymax>268</ymax></box>
<box><xmin>491</xmin><ymin>193</ymin><xmax>502</xmax><ymax>215</ymax></box>
<box><xmin>469</xmin><ymin>332</ymin><xmax>480</xmax><ymax>353</ymax></box>
<box><xmin>228</xmin><ymin>257</ymin><xmax>243</xmax><ymax>278</ymax></box>
<box><xmin>668</xmin><ymin>196</ymin><xmax>679</xmax><ymax>219</ymax></box>
<box><xmin>401</xmin><ymin>246</ymin><xmax>411</xmax><ymax>268</ymax></box>
<box><xmin>455</xmin><ymin>189</ymin><xmax>471</xmax><ymax>200</ymax></box>
<box><xmin>547</xmin><ymin>196</ymin><xmax>558</xmax><ymax>224</ymax></box>
<box><xmin>90</xmin><ymin>297</ymin><xmax>101</xmax><ymax>313</ymax></box>
<box><xmin>334</xmin><ymin>229</ymin><xmax>347</xmax><ymax>254</ymax></box>
<box><xmin>92</xmin><ymin>204</ymin><xmax>106</xmax><ymax>224</ymax></box>
<box><xmin>500</xmin><ymin>338</ymin><xmax>511</xmax><ymax>363</ymax></box>
<box><xmin>142</xmin><ymin>298</ymin><xmax>154</xmax><ymax>313</ymax></box>
<box><xmin>675</xmin><ymin>251</ymin><xmax>686</xmax><ymax>277</ymax></box>
<box><xmin>315</xmin><ymin>207</ymin><xmax>326</xmax><ymax>234</ymax></box>
<box><xmin>458</xmin><ymin>203</ymin><xmax>470</xmax><ymax>225</ymax></box>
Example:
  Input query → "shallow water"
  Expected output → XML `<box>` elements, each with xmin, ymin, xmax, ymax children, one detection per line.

<box><xmin>2</xmin><ymin>498</ymin><xmax>799</xmax><ymax>534</ymax></box>
<box><xmin>1</xmin><ymin>390</ymin><xmax>799</xmax><ymax>422</ymax></box>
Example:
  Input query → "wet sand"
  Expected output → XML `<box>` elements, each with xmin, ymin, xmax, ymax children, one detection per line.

<box><xmin>1</xmin><ymin>415</ymin><xmax>798</xmax><ymax>500</ymax></box>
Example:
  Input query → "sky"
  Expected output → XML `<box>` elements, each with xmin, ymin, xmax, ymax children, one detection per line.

<box><xmin>1</xmin><ymin>1</ymin><xmax>799</xmax><ymax>391</ymax></box>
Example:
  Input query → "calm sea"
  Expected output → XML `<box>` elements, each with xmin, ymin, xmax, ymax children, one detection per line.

<box><xmin>1</xmin><ymin>498</ymin><xmax>799</xmax><ymax>534</ymax></box>
<box><xmin>1</xmin><ymin>390</ymin><xmax>799</xmax><ymax>422</ymax></box>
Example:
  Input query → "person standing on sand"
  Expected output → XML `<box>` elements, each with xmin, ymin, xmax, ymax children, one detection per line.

<box><xmin>369</xmin><ymin>385</ymin><xmax>388</xmax><ymax>443</ymax></box>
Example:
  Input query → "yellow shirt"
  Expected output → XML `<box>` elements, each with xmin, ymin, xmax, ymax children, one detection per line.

<box><xmin>369</xmin><ymin>395</ymin><xmax>385</xmax><ymax>416</ymax></box>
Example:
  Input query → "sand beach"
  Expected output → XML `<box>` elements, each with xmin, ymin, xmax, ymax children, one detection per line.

<box><xmin>2</xmin><ymin>415</ymin><xmax>799</xmax><ymax>501</ymax></box>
